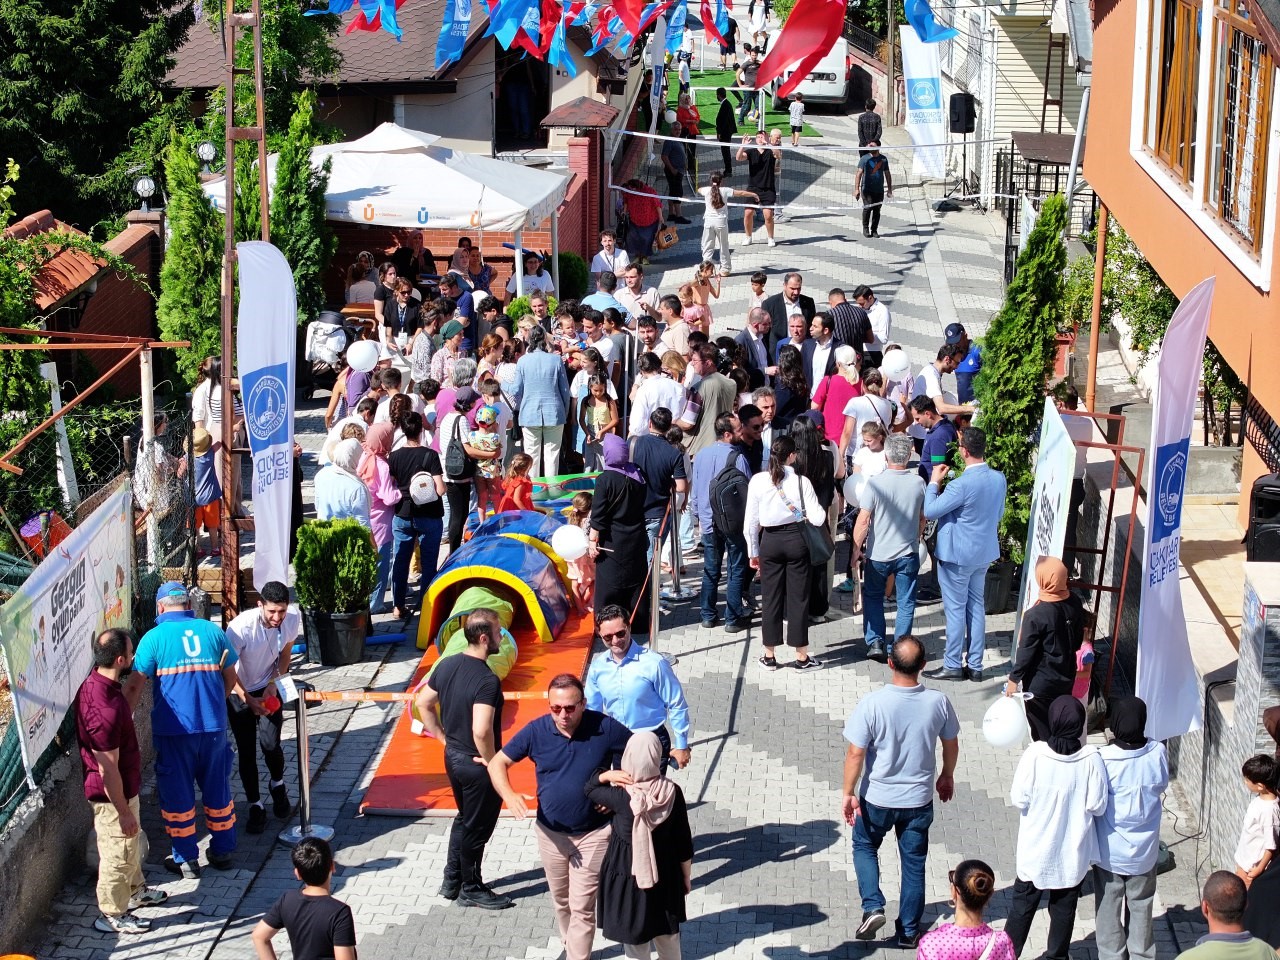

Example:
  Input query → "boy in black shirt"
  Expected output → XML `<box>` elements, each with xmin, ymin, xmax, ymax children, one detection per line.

<box><xmin>252</xmin><ymin>837</ymin><xmax>356</xmax><ymax>960</ymax></box>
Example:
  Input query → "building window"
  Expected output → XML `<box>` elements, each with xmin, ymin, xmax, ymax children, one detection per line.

<box><xmin>1208</xmin><ymin>1</ymin><xmax>1272</xmax><ymax>252</ymax></box>
<box><xmin>1149</xmin><ymin>0</ymin><xmax>1201</xmax><ymax>182</ymax></box>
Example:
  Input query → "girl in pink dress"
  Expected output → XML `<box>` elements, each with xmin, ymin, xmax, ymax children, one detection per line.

<box><xmin>917</xmin><ymin>860</ymin><xmax>1016</xmax><ymax>960</ymax></box>
<box><xmin>678</xmin><ymin>283</ymin><xmax>709</xmax><ymax>336</ymax></box>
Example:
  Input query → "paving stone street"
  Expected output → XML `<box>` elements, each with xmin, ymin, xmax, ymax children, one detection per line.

<box><xmin>33</xmin><ymin>109</ymin><xmax>1211</xmax><ymax>960</ymax></box>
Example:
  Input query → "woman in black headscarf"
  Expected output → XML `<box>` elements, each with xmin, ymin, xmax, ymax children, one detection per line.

<box><xmin>1006</xmin><ymin>696</ymin><xmax>1108</xmax><ymax>960</ymax></box>
<box><xmin>1094</xmin><ymin>696</ymin><xmax>1170</xmax><ymax>960</ymax></box>
<box><xmin>588</xmin><ymin>434</ymin><xmax>651</xmax><ymax>634</ymax></box>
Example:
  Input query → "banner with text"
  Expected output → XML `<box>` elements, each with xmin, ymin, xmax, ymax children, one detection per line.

<box><xmin>0</xmin><ymin>483</ymin><xmax>133</xmax><ymax>778</ymax></box>
<box><xmin>1136</xmin><ymin>276</ymin><xmax>1215</xmax><ymax>742</ymax></box>
<box><xmin>1014</xmin><ymin>399</ymin><xmax>1076</xmax><ymax>638</ymax></box>
<box><xmin>900</xmin><ymin>25</ymin><xmax>946</xmax><ymax>180</ymax></box>
<box><xmin>236</xmin><ymin>242</ymin><xmax>297</xmax><ymax>590</ymax></box>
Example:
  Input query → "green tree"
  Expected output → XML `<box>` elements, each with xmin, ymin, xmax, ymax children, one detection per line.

<box><xmin>973</xmin><ymin>192</ymin><xmax>1068</xmax><ymax>560</ymax></box>
<box><xmin>157</xmin><ymin>130</ymin><xmax>224</xmax><ymax>385</ymax></box>
<box><xmin>0</xmin><ymin>0</ymin><xmax>194</xmax><ymax>231</ymax></box>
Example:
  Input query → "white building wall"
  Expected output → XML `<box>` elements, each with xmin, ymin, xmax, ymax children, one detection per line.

<box><xmin>398</xmin><ymin>41</ymin><xmax>498</xmax><ymax>154</ymax></box>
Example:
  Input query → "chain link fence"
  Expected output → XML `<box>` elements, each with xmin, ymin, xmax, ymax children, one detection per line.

<box><xmin>0</xmin><ymin>400</ymin><xmax>196</xmax><ymax>832</ymax></box>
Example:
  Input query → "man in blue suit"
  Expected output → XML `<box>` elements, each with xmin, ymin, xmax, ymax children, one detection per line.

<box><xmin>511</xmin><ymin>326</ymin><xmax>571</xmax><ymax>478</ymax></box>
<box><xmin>921</xmin><ymin>427</ymin><xmax>1006</xmax><ymax>682</ymax></box>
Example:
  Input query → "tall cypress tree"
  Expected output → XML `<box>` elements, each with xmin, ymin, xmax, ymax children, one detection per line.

<box><xmin>973</xmin><ymin>192</ymin><xmax>1068</xmax><ymax>560</ymax></box>
<box><xmin>157</xmin><ymin>130</ymin><xmax>224</xmax><ymax>386</ymax></box>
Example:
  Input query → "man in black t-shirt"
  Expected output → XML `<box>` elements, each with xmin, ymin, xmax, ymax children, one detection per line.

<box><xmin>736</xmin><ymin>130</ymin><xmax>780</xmax><ymax>246</ymax></box>
<box><xmin>252</xmin><ymin>836</ymin><xmax>357</xmax><ymax>960</ymax></box>
<box><xmin>413</xmin><ymin>608</ymin><xmax>511</xmax><ymax>910</ymax></box>
<box><xmin>630</xmin><ymin>407</ymin><xmax>688</xmax><ymax>563</ymax></box>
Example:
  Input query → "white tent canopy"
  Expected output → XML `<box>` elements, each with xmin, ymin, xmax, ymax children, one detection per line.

<box><xmin>204</xmin><ymin>123</ymin><xmax>570</xmax><ymax>233</ymax></box>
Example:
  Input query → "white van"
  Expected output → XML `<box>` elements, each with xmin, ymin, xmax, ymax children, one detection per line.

<box><xmin>767</xmin><ymin>34</ymin><xmax>852</xmax><ymax>109</ymax></box>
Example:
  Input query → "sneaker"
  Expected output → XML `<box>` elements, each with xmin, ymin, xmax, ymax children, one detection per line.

<box><xmin>856</xmin><ymin>910</ymin><xmax>887</xmax><ymax>940</ymax></box>
<box><xmin>95</xmin><ymin>913</ymin><xmax>151</xmax><ymax>934</ymax></box>
<box><xmin>725</xmin><ymin>618</ymin><xmax>751</xmax><ymax>633</ymax></box>
<box><xmin>128</xmin><ymin>887</ymin><xmax>169</xmax><ymax>909</ymax></box>
<box><xmin>163</xmin><ymin>855</ymin><xmax>200</xmax><ymax>880</ymax></box>
<box><xmin>271</xmin><ymin>783</ymin><xmax>293</xmax><ymax>819</ymax></box>
<box><xmin>457</xmin><ymin>886</ymin><xmax>515</xmax><ymax>910</ymax></box>
<box><xmin>767</xmin><ymin>238</ymin><xmax>777</xmax><ymax>247</ymax></box>
<box><xmin>246</xmin><ymin>803</ymin><xmax>267</xmax><ymax>835</ymax></box>
<box><xmin>700</xmin><ymin>617</ymin><xmax>721</xmax><ymax>628</ymax></box>
<box><xmin>793</xmin><ymin>656</ymin><xmax>824</xmax><ymax>670</ymax></box>
<box><xmin>439</xmin><ymin>878</ymin><xmax>462</xmax><ymax>900</ymax></box>
<box><xmin>207</xmin><ymin>851</ymin><xmax>235</xmax><ymax>871</ymax></box>
<box><xmin>742</xmin><ymin>234</ymin><xmax>752</xmax><ymax>245</ymax></box>
<box><xmin>896</xmin><ymin>933</ymin><xmax>920</xmax><ymax>949</ymax></box>
<box><xmin>758</xmin><ymin>656</ymin><xmax>778</xmax><ymax>672</ymax></box>
<box><xmin>835</xmin><ymin>577</ymin><xmax>856</xmax><ymax>593</ymax></box>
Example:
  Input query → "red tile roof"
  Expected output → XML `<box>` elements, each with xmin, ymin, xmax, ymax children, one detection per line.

<box><xmin>3</xmin><ymin>211</ymin><xmax>104</xmax><ymax>312</ymax></box>
<box><xmin>542</xmin><ymin>96</ymin><xmax>621</xmax><ymax>129</ymax></box>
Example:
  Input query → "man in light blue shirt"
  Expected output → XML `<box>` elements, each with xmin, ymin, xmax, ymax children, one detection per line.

<box><xmin>585</xmin><ymin>605</ymin><xmax>692</xmax><ymax>771</ymax></box>
<box><xmin>921</xmin><ymin>427</ymin><xmax>1007</xmax><ymax>682</ymax></box>
<box><xmin>581</xmin><ymin>271</ymin><xmax>630</xmax><ymax>315</ymax></box>
<box><xmin>689</xmin><ymin>413</ymin><xmax>751</xmax><ymax>631</ymax></box>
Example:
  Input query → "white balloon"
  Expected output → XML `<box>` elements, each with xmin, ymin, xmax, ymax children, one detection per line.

<box><xmin>983</xmin><ymin>694</ymin><xmax>1031</xmax><ymax>749</ymax></box>
<box><xmin>842</xmin><ymin>473</ymin><xmax>861</xmax><ymax>509</ymax></box>
<box><xmin>880</xmin><ymin>350</ymin><xmax>911</xmax><ymax>382</ymax></box>
<box><xmin>550</xmin><ymin>524</ymin><xmax>588</xmax><ymax>562</ymax></box>
<box><xmin>348</xmin><ymin>339</ymin><xmax>380</xmax><ymax>373</ymax></box>
<box><xmin>664</xmin><ymin>109</ymin><xmax>678</xmax><ymax>124</ymax></box>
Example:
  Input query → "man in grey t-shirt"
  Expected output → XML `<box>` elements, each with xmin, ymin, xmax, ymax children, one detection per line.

<box><xmin>853</xmin><ymin>433</ymin><xmax>925</xmax><ymax>662</ymax></box>
<box><xmin>841</xmin><ymin>636</ymin><xmax>959</xmax><ymax>947</ymax></box>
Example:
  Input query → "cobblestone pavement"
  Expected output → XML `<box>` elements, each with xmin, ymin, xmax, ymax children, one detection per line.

<box><xmin>32</xmin><ymin>112</ymin><xmax>1211</xmax><ymax>960</ymax></box>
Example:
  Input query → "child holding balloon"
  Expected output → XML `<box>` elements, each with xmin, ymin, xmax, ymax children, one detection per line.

<box><xmin>565</xmin><ymin>492</ymin><xmax>595</xmax><ymax>614</ymax></box>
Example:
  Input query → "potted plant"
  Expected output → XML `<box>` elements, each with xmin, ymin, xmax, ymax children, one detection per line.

<box><xmin>293</xmin><ymin>519</ymin><xmax>379</xmax><ymax>665</ymax></box>
<box><xmin>505</xmin><ymin>293</ymin><xmax>559</xmax><ymax>323</ymax></box>
<box><xmin>557</xmin><ymin>251</ymin><xmax>590</xmax><ymax>300</ymax></box>
<box><xmin>973</xmin><ymin>192</ymin><xmax>1069</xmax><ymax>613</ymax></box>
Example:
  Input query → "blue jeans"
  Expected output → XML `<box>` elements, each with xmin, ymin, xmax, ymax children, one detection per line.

<box><xmin>370</xmin><ymin>539</ymin><xmax>393</xmax><ymax>613</ymax></box>
<box><xmin>936</xmin><ymin>559</ymin><xmax>988</xmax><ymax>671</ymax></box>
<box><xmin>852</xmin><ymin>799</ymin><xmax>935</xmax><ymax>937</ymax></box>
<box><xmin>392</xmin><ymin>515</ymin><xmax>444</xmax><ymax>611</ymax></box>
<box><xmin>700</xmin><ymin>529</ymin><xmax>748</xmax><ymax>623</ymax></box>
<box><xmin>862</xmin><ymin>553</ymin><xmax>919</xmax><ymax>647</ymax></box>
<box><xmin>679</xmin><ymin>503</ymin><xmax>696</xmax><ymax>553</ymax></box>
<box><xmin>645</xmin><ymin>514</ymin><xmax>668</xmax><ymax>564</ymax></box>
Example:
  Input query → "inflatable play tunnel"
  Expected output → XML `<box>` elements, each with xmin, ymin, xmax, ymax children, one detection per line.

<box><xmin>417</xmin><ymin>510</ymin><xmax>572</xmax><ymax>650</ymax></box>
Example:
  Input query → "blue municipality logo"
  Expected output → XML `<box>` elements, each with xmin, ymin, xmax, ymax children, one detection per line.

<box><xmin>908</xmin><ymin>78</ymin><xmax>940</xmax><ymax>111</ymax></box>
<box><xmin>1151</xmin><ymin>438</ymin><xmax>1189</xmax><ymax>542</ymax></box>
<box><xmin>244</xmin><ymin>363</ymin><xmax>290</xmax><ymax>449</ymax></box>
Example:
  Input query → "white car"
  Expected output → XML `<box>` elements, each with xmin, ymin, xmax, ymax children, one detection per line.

<box><xmin>768</xmin><ymin>34</ymin><xmax>853</xmax><ymax>109</ymax></box>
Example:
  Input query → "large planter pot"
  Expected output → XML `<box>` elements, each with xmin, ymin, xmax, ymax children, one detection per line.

<box><xmin>985</xmin><ymin>560</ymin><xmax>1016</xmax><ymax>615</ymax></box>
<box><xmin>303</xmin><ymin>608</ymin><xmax>369</xmax><ymax>666</ymax></box>
<box><xmin>1053</xmin><ymin>331</ymin><xmax>1077</xmax><ymax>378</ymax></box>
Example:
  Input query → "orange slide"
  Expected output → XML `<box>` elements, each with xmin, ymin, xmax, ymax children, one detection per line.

<box><xmin>359</xmin><ymin>610</ymin><xmax>596</xmax><ymax>817</ymax></box>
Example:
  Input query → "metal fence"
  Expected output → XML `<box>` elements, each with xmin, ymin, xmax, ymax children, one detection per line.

<box><xmin>0</xmin><ymin>401</ymin><xmax>196</xmax><ymax>832</ymax></box>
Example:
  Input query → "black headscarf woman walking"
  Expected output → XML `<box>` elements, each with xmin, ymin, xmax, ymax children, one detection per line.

<box><xmin>589</xmin><ymin>434</ymin><xmax>652</xmax><ymax>635</ymax></box>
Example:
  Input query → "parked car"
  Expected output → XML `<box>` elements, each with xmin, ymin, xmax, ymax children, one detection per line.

<box><xmin>768</xmin><ymin>35</ymin><xmax>853</xmax><ymax>109</ymax></box>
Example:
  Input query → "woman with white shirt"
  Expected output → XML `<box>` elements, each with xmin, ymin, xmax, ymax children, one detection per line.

<box><xmin>191</xmin><ymin>355</ymin><xmax>245</xmax><ymax>515</ymax></box>
<box><xmin>745</xmin><ymin>435</ymin><xmax>827</xmax><ymax>672</ymax></box>
<box><xmin>697</xmin><ymin>172</ymin><xmax>757</xmax><ymax>277</ymax></box>
<box><xmin>1006</xmin><ymin>695</ymin><xmax>1108</xmax><ymax>960</ymax></box>
<box><xmin>839</xmin><ymin>368</ymin><xmax>904</xmax><ymax>464</ymax></box>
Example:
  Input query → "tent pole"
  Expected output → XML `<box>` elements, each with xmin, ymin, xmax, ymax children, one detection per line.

<box><xmin>551</xmin><ymin>210</ymin><xmax>561</xmax><ymax>296</ymax></box>
<box><xmin>514</xmin><ymin>228</ymin><xmax>525</xmax><ymax>300</ymax></box>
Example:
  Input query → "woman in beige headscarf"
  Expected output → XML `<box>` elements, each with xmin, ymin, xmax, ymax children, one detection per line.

<box><xmin>586</xmin><ymin>732</ymin><xmax>693</xmax><ymax>960</ymax></box>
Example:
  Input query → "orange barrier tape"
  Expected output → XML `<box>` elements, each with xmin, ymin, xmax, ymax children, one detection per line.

<box><xmin>301</xmin><ymin>689</ymin><xmax>549</xmax><ymax>703</ymax></box>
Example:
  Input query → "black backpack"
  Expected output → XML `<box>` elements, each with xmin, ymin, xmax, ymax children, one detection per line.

<box><xmin>710</xmin><ymin>460</ymin><xmax>749</xmax><ymax>537</ymax></box>
<box><xmin>444</xmin><ymin>417</ymin><xmax>474</xmax><ymax>481</ymax></box>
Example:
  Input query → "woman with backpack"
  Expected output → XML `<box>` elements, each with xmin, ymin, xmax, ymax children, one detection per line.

<box><xmin>438</xmin><ymin>387</ymin><xmax>500</xmax><ymax>554</ymax></box>
<box><xmin>387</xmin><ymin>412</ymin><xmax>445</xmax><ymax>621</ymax></box>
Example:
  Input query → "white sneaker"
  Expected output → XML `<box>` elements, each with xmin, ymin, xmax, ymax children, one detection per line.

<box><xmin>767</xmin><ymin>238</ymin><xmax>777</xmax><ymax>247</ymax></box>
<box><xmin>95</xmin><ymin>913</ymin><xmax>151</xmax><ymax>934</ymax></box>
<box><xmin>742</xmin><ymin>234</ymin><xmax>752</xmax><ymax>245</ymax></box>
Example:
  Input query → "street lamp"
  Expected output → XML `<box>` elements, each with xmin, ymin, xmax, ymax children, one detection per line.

<box><xmin>197</xmin><ymin>141</ymin><xmax>217</xmax><ymax>174</ymax></box>
<box><xmin>134</xmin><ymin>175</ymin><xmax>156</xmax><ymax>212</ymax></box>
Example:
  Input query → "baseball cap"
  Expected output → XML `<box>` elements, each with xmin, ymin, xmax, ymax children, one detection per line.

<box><xmin>155</xmin><ymin>581</ymin><xmax>189</xmax><ymax>605</ymax></box>
<box><xmin>944</xmin><ymin>323</ymin><xmax>967</xmax><ymax>345</ymax></box>
<box><xmin>476</xmin><ymin>405</ymin><xmax>499</xmax><ymax>425</ymax></box>
<box><xmin>800</xmin><ymin>409</ymin><xmax>825</xmax><ymax>431</ymax></box>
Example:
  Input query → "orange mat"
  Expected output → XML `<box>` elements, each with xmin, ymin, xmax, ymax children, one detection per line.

<box><xmin>360</xmin><ymin>610</ymin><xmax>596</xmax><ymax>816</ymax></box>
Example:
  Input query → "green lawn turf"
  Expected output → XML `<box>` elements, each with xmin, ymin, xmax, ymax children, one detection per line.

<box><xmin>666</xmin><ymin>68</ymin><xmax>823</xmax><ymax>138</ymax></box>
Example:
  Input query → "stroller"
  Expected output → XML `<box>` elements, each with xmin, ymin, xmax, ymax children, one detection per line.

<box><xmin>302</xmin><ymin>310</ymin><xmax>365</xmax><ymax>400</ymax></box>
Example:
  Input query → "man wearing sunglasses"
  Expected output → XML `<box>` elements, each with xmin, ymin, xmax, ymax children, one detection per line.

<box><xmin>585</xmin><ymin>605</ymin><xmax>692</xmax><ymax>772</ymax></box>
<box><xmin>489</xmin><ymin>673</ymin><xmax>631</xmax><ymax>960</ymax></box>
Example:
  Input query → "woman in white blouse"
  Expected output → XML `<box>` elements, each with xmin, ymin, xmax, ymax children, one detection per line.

<box><xmin>1006</xmin><ymin>695</ymin><xmax>1108</xmax><ymax>960</ymax></box>
<box><xmin>745</xmin><ymin>435</ymin><xmax>827</xmax><ymax>671</ymax></box>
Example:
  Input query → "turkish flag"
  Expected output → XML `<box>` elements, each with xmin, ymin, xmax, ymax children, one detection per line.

<box><xmin>614</xmin><ymin>0</ymin><xmax>647</xmax><ymax>37</ymax></box>
<box><xmin>754</xmin><ymin>0</ymin><xmax>844</xmax><ymax>99</ymax></box>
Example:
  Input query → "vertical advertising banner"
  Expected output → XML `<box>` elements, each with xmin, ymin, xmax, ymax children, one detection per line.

<box><xmin>1137</xmin><ymin>277</ymin><xmax>1215</xmax><ymax>742</ymax></box>
<box><xmin>236</xmin><ymin>242</ymin><xmax>297</xmax><ymax>590</ymax></box>
<box><xmin>899</xmin><ymin>25</ymin><xmax>946</xmax><ymax>180</ymax></box>
<box><xmin>0</xmin><ymin>483</ymin><xmax>133</xmax><ymax>777</ymax></box>
<box><xmin>1014</xmin><ymin>399</ymin><xmax>1076</xmax><ymax>637</ymax></box>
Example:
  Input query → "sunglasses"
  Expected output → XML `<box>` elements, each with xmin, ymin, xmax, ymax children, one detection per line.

<box><xmin>549</xmin><ymin>701</ymin><xmax>583</xmax><ymax>715</ymax></box>
<box><xmin>948</xmin><ymin>870</ymin><xmax>956</xmax><ymax>886</ymax></box>
<box><xmin>600</xmin><ymin>629</ymin><xmax>629</xmax><ymax>642</ymax></box>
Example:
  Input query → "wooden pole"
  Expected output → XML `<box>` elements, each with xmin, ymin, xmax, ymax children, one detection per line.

<box><xmin>221</xmin><ymin>0</ymin><xmax>241</xmax><ymax>621</ymax></box>
<box><xmin>1085</xmin><ymin>203</ymin><xmax>1109</xmax><ymax>412</ymax></box>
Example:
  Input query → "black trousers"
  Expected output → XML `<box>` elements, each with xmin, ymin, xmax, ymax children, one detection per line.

<box><xmin>719</xmin><ymin>141</ymin><xmax>734</xmax><ymax>175</ymax></box>
<box><xmin>227</xmin><ymin>689</ymin><xmax>285</xmax><ymax>804</ymax></box>
<box><xmin>759</xmin><ymin>524</ymin><xmax>810</xmax><ymax>650</ymax></box>
<box><xmin>862</xmin><ymin>188</ymin><xmax>884</xmax><ymax>234</ymax></box>
<box><xmin>443</xmin><ymin>749</ymin><xmax>504</xmax><ymax>890</ymax></box>
<box><xmin>446</xmin><ymin>481</ymin><xmax>472</xmax><ymax>553</ymax></box>
<box><xmin>1005</xmin><ymin>877</ymin><xmax>1082</xmax><ymax>960</ymax></box>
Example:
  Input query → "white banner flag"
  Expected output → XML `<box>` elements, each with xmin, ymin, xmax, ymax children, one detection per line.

<box><xmin>900</xmin><ymin>26</ymin><xmax>946</xmax><ymax>180</ymax></box>
<box><xmin>1136</xmin><ymin>276</ymin><xmax>1215</xmax><ymax>742</ymax></box>
<box><xmin>236</xmin><ymin>242</ymin><xmax>297</xmax><ymax>590</ymax></box>
<box><xmin>1014</xmin><ymin>398</ymin><xmax>1076</xmax><ymax>636</ymax></box>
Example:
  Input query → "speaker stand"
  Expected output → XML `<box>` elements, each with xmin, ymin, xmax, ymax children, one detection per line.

<box><xmin>934</xmin><ymin>133</ymin><xmax>973</xmax><ymax>212</ymax></box>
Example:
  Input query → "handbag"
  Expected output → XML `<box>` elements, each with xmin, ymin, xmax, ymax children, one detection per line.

<box><xmin>655</xmin><ymin>223</ymin><xmax>679</xmax><ymax>250</ymax></box>
<box><xmin>776</xmin><ymin>482</ymin><xmax>834</xmax><ymax>567</ymax></box>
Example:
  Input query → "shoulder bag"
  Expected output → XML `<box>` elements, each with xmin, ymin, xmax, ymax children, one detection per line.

<box><xmin>776</xmin><ymin>479</ymin><xmax>834</xmax><ymax>566</ymax></box>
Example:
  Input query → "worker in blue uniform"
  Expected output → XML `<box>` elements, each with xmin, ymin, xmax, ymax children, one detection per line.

<box><xmin>124</xmin><ymin>581</ymin><xmax>240</xmax><ymax>878</ymax></box>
